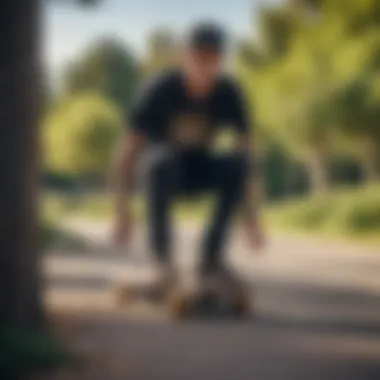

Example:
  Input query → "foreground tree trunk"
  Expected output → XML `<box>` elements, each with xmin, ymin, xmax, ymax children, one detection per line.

<box><xmin>0</xmin><ymin>0</ymin><xmax>44</xmax><ymax>328</ymax></box>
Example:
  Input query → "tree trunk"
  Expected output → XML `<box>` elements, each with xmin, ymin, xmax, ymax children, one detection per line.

<box><xmin>0</xmin><ymin>0</ymin><xmax>44</xmax><ymax>328</ymax></box>
<box><xmin>307</xmin><ymin>151</ymin><xmax>329</xmax><ymax>195</ymax></box>
<box><xmin>361</xmin><ymin>138</ymin><xmax>379</xmax><ymax>183</ymax></box>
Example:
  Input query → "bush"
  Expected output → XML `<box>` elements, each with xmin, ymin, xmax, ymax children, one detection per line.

<box><xmin>44</xmin><ymin>92</ymin><xmax>122</xmax><ymax>176</ymax></box>
<box><xmin>267</xmin><ymin>185</ymin><xmax>380</xmax><ymax>238</ymax></box>
<box><xmin>322</xmin><ymin>187</ymin><xmax>380</xmax><ymax>235</ymax></box>
<box><xmin>0</xmin><ymin>327</ymin><xmax>70</xmax><ymax>377</ymax></box>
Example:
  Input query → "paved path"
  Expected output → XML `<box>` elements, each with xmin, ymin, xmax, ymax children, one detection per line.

<box><xmin>44</xmin><ymin>221</ymin><xmax>380</xmax><ymax>380</ymax></box>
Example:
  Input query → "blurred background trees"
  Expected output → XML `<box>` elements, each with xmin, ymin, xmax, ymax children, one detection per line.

<box><xmin>142</xmin><ymin>27</ymin><xmax>179</xmax><ymax>77</ymax></box>
<box><xmin>64</xmin><ymin>37</ymin><xmax>140</xmax><ymax>108</ymax></box>
<box><xmin>236</xmin><ymin>0</ymin><xmax>380</xmax><ymax>196</ymax></box>
<box><xmin>41</xmin><ymin>0</ymin><xmax>380</xmax><ymax>230</ymax></box>
<box><xmin>43</xmin><ymin>25</ymin><xmax>179</xmax><ymax>192</ymax></box>
<box><xmin>44</xmin><ymin>92</ymin><xmax>123</xmax><ymax>178</ymax></box>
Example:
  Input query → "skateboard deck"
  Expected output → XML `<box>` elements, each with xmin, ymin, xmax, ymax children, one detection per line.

<box><xmin>115</xmin><ymin>280</ymin><xmax>251</xmax><ymax>320</ymax></box>
<box><xmin>113</xmin><ymin>267</ymin><xmax>252</xmax><ymax>320</ymax></box>
<box><xmin>168</xmin><ymin>275</ymin><xmax>252</xmax><ymax>319</ymax></box>
<box><xmin>114</xmin><ymin>277</ymin><xmax>169</xmax><ymax>307</ymax></box>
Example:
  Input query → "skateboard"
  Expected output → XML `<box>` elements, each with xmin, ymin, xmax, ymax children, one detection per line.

<box><xmin>114</xmin><ymin>270</ymin><xmax>252</xmax><ymax>319</ymax></box>
<box><xmin>114</xmin><ymin>280</ymin><xmax>169</xmax><ymax>308</ymax></box>
<box><xmin>168</xmin><ymin>275</ymin><xmax>252</xmax><ymax>319</ymax></box>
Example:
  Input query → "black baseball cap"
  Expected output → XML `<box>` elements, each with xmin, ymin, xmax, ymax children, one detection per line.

<box><xmin>187</xmin><ymin>21</ymin><xmax>227</xmax><ymax>53</ymax></box>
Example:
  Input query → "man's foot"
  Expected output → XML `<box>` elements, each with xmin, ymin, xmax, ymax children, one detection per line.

<box><xmin>149</xmin><ymin>262</ymin><xmax>178</xmax><ymax>300</ymax></box>
<box><xmin>199</xmin><ymin>263</ymin><xmax>242</xmax><ymax>292</ymax></box>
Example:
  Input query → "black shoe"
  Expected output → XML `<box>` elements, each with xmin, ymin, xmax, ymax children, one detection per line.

<box><xmin>199</xmin><ymin>263</ymin><xmax>241</xmax><ymax>291</ymax></box>
<box><xmin>153</xmin><ymin>262</ymin><xmax>178</xmax><ymax>292</ymax></box>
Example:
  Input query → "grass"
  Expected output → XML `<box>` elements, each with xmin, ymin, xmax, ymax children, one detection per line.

<box><xmin>0</xmin><ymin>327</ymin><xmax>72</xmax><ymax>377</ymax></box>
<box><xmin>265</xmin><ymin>184</ymin><xmax>380</xmax><ymax>242</ymax></box>
<box><xmin>40</xmin><ymin>192</ymin><xmax>214</xmax><ymax>250</ymax></box>
<box><xmin>43</xmin><ymin>192</ymin><xmax>215</xmax><ymax>222</ymax></box>
<box><xmin>41</xmin><ymin>194</ymin><xmax>92</xmax><ymax>250</ymax></box>
<box><xmin>43</xmin><ymin>185</ymin><xmax>380</xmax><ymax>244</ymax></box>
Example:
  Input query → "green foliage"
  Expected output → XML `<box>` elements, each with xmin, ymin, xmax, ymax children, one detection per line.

<box><xmin>333</xmin><ymin>73</ymin><xmax>380</xmax><ymax>140</ymax></box>
<box><xmin>237</xmin><ymin>41</ymin><xmax>266</xmax><ymax>68</ymax></box>
<box><xmin>64</xmin><ymin>38</ymin><xmax>139</xmax><ymax>108</ymax></box>
<box><xmin>41</xmin><ymin>193</ymin><xmax>92</xmax><ymax>250</ymax></box>
<box><xmin>44</xmin><ymin>92</ymin><xmax>122</xmax><ymax>176</ymax></box>
<box><xmin>0</xmin><ymin>327</ymin><xmax>70</xmax><ymax>377</ymax></box>
<box><xmin>262</xmin><ymin>146</ymin><xmax>302</xmax><ymax>199</ymax></box>
<box><xmin>42</xmin><ymin>192</ymin><xmax>213</xmax><ymax>222</ymax></box>
<box><xmin>267</xmin><ymin>185</ymin><xmax>380</xmax><ymax>238</ymax></box>
<box><xmin>143</xmin><ymin>27</ymin><xmax>179</xmax><ymax>77</ymax></box>
<box><xmin>40</xmin><ymin>217</ymin><xmax>88</xmax><ymax>251</ymax></box>
<box><xmin>324</xmin><ymin>191</ymin><xmax>380</xmax><ymax>234</ymax></box>
<box><xmin>259</xmin><ymin>7</ymin><xmax>297</xmax><ymax>60</ymax></box>
<box><xmin>40</xmin><ymin>218</ymin><xmax>60</xmax><ymax>250</ymax></box>
<box><xmin>237</xmin><ymin>0</ymin><xmax>380</xmax><ymax>188</ymax></box>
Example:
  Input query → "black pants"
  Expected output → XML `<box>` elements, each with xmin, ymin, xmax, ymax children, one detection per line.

<box><xmin>147</xmin><ymin>149</ymin><xmax>249</xmax><ymax>272</ymax></box>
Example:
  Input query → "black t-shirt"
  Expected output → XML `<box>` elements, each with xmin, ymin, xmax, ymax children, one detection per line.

<box><xmin>128</xmin><ymin>70</ymin><xmax>251</xmax><ymax>151</ymax></box>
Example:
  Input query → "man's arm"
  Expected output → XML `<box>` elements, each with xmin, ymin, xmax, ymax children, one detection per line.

<box><xmin>113</xmin><ymin>131</ymin><xmax>146</xmax><ymax>245</ymax></box>
<box><xmin>237</xmin><ymin>138</ymin><xmax>264</xmax><ymax>234</ymax></box>
<box><xmin>227</xmin><ymin>78</ymin><xmax>265</xmax><ymax>249</ymax></box>
<box><xmin>114</xmin><ymin>132</ymin><xmax>145</xmax><ymax>223</ymax></box>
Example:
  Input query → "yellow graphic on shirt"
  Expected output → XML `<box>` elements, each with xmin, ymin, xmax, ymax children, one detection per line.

<box><xmin>170</xmin><ymin>112</ymin><xmax>212</xmax><ymax>147</ymax></box>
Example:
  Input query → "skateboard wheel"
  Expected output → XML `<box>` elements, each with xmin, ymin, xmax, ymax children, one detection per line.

<box><xmin>232</xmin><ymin>293</ymin><xmax>251</xmax><ymax>316</ymax></box>
<box><xmin>114</xmin><ymin>286</ymin><xmax>131</xmax><ymax>307</ymax></box>
<box><xmin>169</xmin><ymin>294</ymin><xmax>191</xmax><ymax>319</ymax></box>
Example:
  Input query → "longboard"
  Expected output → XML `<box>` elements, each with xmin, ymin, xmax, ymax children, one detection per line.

<box><xmin>168</xmin><ymin>275</ymin><xmax>252</xmax><ymax>319</ymax></box>
<box><xmin>114</xmin><ymin>270</ymin><xmax>252</xmax><ymax>320</ymax></box>
<box><xmin>115</xmin><ymin>280</ymin><xmax>168</xmax><ymax>307</ymax></box>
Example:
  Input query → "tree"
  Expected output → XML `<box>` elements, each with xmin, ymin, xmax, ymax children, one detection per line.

<box><xmin>64</xmin><ymin>37</ymin><xmax>139</xmax><ymax>109</ymax></box>
<box><xmin>44</xmin><ymin>93</ymin><xmax>122</xmax><ymax>176</ymax></box>
<box><xmin>0</xmin><ymin>0</ymin><xmax>100</xmax><ymax>337</ymax></box>
<box><xmin>321</xmin><ymin>0</ymin><xmax>380</xmax><ymax>181</ymax></box>
<box><xmin>333</xmin><ymin>74</ymin><xmax>380</xmax><ymax>181</ymax></box>
<box><xmin>0</xmin><ymin>0</ymin><xmax>44</xmax><ymax>330</ymax></box>
<box><xmin>142</xmin><ymin>27</ymin><xmax>179</xmax><ymax>77</ymax></box>
<box><xmin>236</xmin><ymin>2</ymin><xmax>336</xmax><ymax>194</ymax></box>
<box><xmin>237</xmin><ymin>0</ymin><xmax>380</xmax><ymax>193</ymax></box>
<box><xmin>258</xmin><ymin>7</ymin><xmax>297</xmax><ymax>60</ymax></box>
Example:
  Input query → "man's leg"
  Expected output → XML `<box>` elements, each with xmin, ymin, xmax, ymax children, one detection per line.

<box><xmin>147</xmin><ymin>151</ymin><xmax>179</xmax><ymax>265</ymax></box>
<box><xmin>201</xmin><ymin>153</ymin><xmax>249</xmax><ymax>273</ymax></box>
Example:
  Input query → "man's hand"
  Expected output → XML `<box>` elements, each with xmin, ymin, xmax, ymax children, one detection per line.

<box><xmin>112</xmin><ymin>132</ymin><xmax>145</xmax><ymax>249</ymax></box>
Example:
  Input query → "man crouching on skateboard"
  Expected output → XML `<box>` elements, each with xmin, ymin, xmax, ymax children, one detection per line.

<box><xmin>113</xmin><ymin>21</ymin><xmax>266</xmax><ymax>291</ymax></box>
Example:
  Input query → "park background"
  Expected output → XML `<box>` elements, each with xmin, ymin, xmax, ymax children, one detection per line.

<box><xmin>43</xmin><ymin>0</ymin><xmax>380</xmax><ymax>244</ymax></box>
<box><xmin>2</xmin><ymin>0</ymin><xmax>380</xmax><ymax>378</ymax></box>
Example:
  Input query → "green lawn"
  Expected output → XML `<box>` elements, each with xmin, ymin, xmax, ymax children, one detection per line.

<box><xmin>41</xmin><ymin>193</ymin><xmax>97</xmax><ymax>249</ymax></box>
<box><xmin>43</xmin><ymin>192</ymin><xmax>215</xmax><ymax>222</ymax></box>
<box><xmin>43</xmin><ymin>184</ymin><xmax>380</xmax><ymax>244</ymax></box>
<box><xmin>265</xmin><ymin>184</ymin><xmax>380</xmax><ymax>243</ymax></box>
<box><xmin>0</xmin><ymin>327</ymin><xmax>71</xmax><ymax>378</ymax></box>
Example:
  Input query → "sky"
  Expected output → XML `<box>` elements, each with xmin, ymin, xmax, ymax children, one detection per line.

<box><xmin>44</xmin><ymin>0</ymin><xmax>283</xmax><ymax>85</ymax></box>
